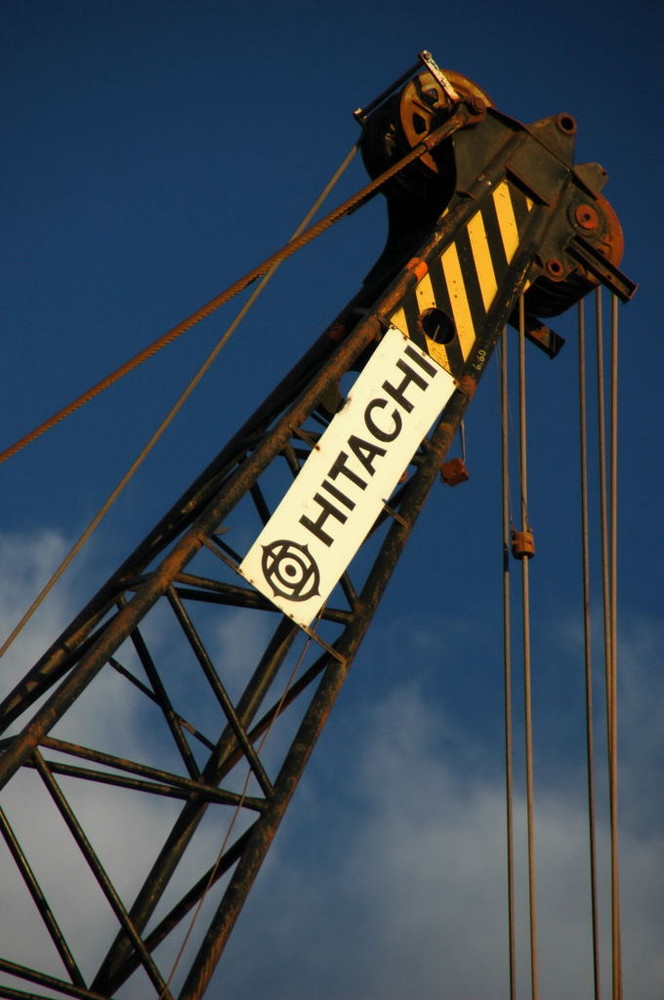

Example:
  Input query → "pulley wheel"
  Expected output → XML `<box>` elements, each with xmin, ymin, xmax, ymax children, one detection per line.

<box><xmin>398</xmin><ymin>69</ymin><xmax>493</xmax><ymax>173</ymax></box>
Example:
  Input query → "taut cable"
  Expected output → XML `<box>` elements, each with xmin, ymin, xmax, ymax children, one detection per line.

<box><xmin>0</xmin><ymin>145</ymin><xmax>358</xmax><ymax>659</ymax></box>
<box><xmin>578</xmin><ymin>298</ymin><xmax>602</xmax><ymax>1000</ymax></box>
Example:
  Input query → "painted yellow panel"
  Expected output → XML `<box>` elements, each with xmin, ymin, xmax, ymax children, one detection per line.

<box><xmin>425</xmin><ymin>340</ymin><xmax>451</xmax><ymax>373</ymax></box>
<box><xmin>415</xmin><ymin>270</ymin><xmax>437</xmax><ymax>311</ymax></box>
<box><xmin>467</xmin><ymin>210</ymin><xmax>497</xmax><ymax>311</ymax></box>
<box><xmin>493</xmin><ymin>182</ymin><xmax>519</xmax><ymax>262</ymax></box>
<box><xmin>441</xmin><ymin>242</ymin><xmax>475</xmax><ymax>358</ymax></box>
<box><xmin>390</xmin><ymin>306</ymin><xmax>408</xmax><ymax>335</ymax></box>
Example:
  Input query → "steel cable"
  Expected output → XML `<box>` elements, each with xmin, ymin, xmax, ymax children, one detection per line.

<box><xmin>595</xmin><ymin>287</ymin><xmax>623</xmax><ymax>999</ymax></box>
<box><xmin>609</xmin><ymin>293</ymin><xmax>623</xmax><ymax>999</ymax></box>
<box><xmin>578</xmin><ymin>298</ymin><xmax>602</xmax><ymax>1000</ymax></box>
<box><xmin>0</xmin><ymin>144</ymin><xmax>359</xmax><ymax>659</ymax></box>
<box><xmin>500</xmin><ymin>328</ymin><xmax>517</xmax><ymax>1000</ymax></box>
<box><xmin>0</xmin><ymin>107</ymin><xmax>471</xmax><ymax>467</ymax></box>
<box><xmin>517</xmin><ymin>295</ymin><xmax>539</xmax><ymax>1000</ymax></box>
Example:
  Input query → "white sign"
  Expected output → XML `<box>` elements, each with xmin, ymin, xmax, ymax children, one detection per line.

<box><xmin>238</xmin><ymin>326</ymin><xmax>456</xmax><ymax>627</ymax></box>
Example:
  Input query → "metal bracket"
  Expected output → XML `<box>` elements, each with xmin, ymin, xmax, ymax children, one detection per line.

<box><xmin>353</xmin><ymin>58</ymin><xmax>422</xmax><ymax>124</ymax></box>
<box><xmin>418</xmin><ymin>50</ymin><xmax>461</xmax><ymax>103</ymax></box>
<box><xmin>381</xmin><ymin>501</ymin><xmax>409</xmax><ymax>528</ymax></box>
<box><xmin>509</xmin><ymin>311</ymin><xmax>566</xmax><ymax>359</ymax></box>
<box><xmin>353</xmin><ymin>50</ymin><xmax>460</xmax><ymax>125</ymax></box>
<box><xmin>567</xmin><ymin>235</ymin><xmax>638</xmax><ymax>302</ymax></box>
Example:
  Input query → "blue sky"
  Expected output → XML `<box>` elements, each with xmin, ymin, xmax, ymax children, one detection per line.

<box><xmin>1</xmin><ymin>1</ymin><xmax>663</xmax><ymax>998</ymax></box>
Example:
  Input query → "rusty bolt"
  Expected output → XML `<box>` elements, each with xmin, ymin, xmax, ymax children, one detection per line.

<box><xmin>575</xmin><ymin>204</ymin><xmax>600</xmax><ymax>231</ymax></box>
<box><xmin>545</xmin><ymin>258</ymin><xmax>565</xmax><ymax>279</ymax></box>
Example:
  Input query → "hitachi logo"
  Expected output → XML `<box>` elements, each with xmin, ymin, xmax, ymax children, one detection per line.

<box><xmin>299</xmin><ymin>343</ymin><xmax>438</xmax><ymax>547</ymax></box>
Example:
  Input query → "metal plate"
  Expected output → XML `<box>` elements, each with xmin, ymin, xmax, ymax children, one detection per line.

<box><xmin>239</xmin><ymin>326</ymin><xmax>456</xmax><ymax>627</ymax></box>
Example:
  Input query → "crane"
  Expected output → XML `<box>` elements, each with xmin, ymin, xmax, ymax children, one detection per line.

<box><xmin>0</xmin><ymin>53</ymin><xmax>635</xmax><ymax>999</ymax></box>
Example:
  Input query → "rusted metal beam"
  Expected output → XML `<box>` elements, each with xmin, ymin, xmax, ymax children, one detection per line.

<box><xmin>1</xmin><ymin>65</ymin><xmax>634</xmax><ymax>999</ymax></box>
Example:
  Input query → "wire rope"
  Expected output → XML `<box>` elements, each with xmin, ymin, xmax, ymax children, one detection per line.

<box><xmin>0</xmin><ymin>106</ymin><xmax>470</xmax><ymax>467</ymax></box>
<box><xmin>609</xmin><ymin>293</ymin><xmax>623</xmax><ymax>999</ymax></box>
<box><xmin>593</xmin><ymin>289</ymin><xmax>618</xmax><ymax>1000</ymax></box>
<box><xmin>500</xmin><ymin>328</ymin><xmax>517</xmax><ymax>1000</ymax></box>
<box><xmin>594</xmin><ymin>287</ymin><xmax>612</xmax><ymax>736</ymax></box>
<box><xmin>0</xmin><ymin>144</ymin><xmax>358</xmax><ymax>660</ymax></box>
<box><xmin>595</xmin><ymin>287</ymin><xmax>623</xmax><ymax>999</ymax></box>
<box><xmin>578</xmin><ymin>298</ymin><xmax>602</xmax><ymax>1000</ymax></box>
<box><xmin>517</xmin><ymin>295</ymin><xmax>539</xmax><ymax>1000</ymax></box>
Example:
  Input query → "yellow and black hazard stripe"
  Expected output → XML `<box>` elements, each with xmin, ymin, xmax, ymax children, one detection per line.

<box><xmin>390</xmin><ymin>179</ymin><xmax>534</xmax><ymax>375</ymax></box>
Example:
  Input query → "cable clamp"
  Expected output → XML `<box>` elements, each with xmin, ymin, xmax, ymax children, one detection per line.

<box><xmin>511</xmin><ymin>528</ymin><xmax>536</xmax><ymax>559</ymax></box>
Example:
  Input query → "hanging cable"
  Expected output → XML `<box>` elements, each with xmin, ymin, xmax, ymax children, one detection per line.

<box><xmin>609</xmin><ymin>293</ymin><xmax>623</xmax><ymax>999</ymax></box>
<box><xmin>0</xmin><ymin>144</ymin><xmax>359</xmax><ymax>660</ymax></box>
<box><xmin>0</xmin><ymin>105</ymin><xmax>472</xmax><ymax>467</ymax></box>
<box><xmin>500</xmin><ymin>328</ymin><xmax>517</xmax><ymax>1000</ymax></box>
<box><xmin>578</xmin><ymin>298</ymin><xmax>602</xmax><ymax>1000</ymax></box>
<box><xmin>516</xmin><ymin>294</ymin><xmax>539</xmax><ymax>1000</ymax></box>
<box><xmin>595</xmin><ymin>288</ymin><xmax>624</xmax><ymax>999</ymax></box>
<box><xmin>594</xmin><ymin>288</ymin><xmax>623</xmax><ymax>1000</ymax></box>
<box><xmin>595</xmin><ymin>287</ymin><xmax>612</xmax><ymax>734</ymax></box>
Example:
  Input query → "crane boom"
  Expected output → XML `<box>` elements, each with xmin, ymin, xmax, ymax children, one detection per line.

<box><xmin>0</xmin><ymin>57</ymin><xmax>633</xmax><ymax>1000</ymax></box>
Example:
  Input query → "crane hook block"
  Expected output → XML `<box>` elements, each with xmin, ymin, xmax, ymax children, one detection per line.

<box><xmin>441</xmin><ymin>457</ymin><xmax>469</xmax><ymax>486</ymax></box>
<box><xmin>511</xmin><ymin>529</ymin><xmax>536</xmax><ymax>559</ymax></box>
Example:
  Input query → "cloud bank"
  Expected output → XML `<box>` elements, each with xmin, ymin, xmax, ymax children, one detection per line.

<box><xmin>1</xmin><ymin>532</ymin><xmax>662</xmax><ymax>999</ymax></box>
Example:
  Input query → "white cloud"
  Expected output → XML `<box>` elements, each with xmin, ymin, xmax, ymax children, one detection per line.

<box><xmin>1</xmin><ymin>532</ymin><xmax>662</xmax><ymax>1000</ymax></box>
<box><xmin>0</xmin><ymin>529</ymin><xmax>72</xmax><ymax>681</ymax></box>
<box><xmin>0</xmin><ymin>531</ymin><xmax>244</xmax><ymax>997</ymax></box>
<box><xmin>217</xmin><ymin>644</ymin><xmax>664</xmax><ymax>999</ymax></box>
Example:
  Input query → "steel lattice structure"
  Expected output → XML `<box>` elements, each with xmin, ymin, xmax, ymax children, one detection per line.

<box><xmin>0</xmin><ymin>56</ymin><xmax>634</xmax><ymax>1000</ymax></box>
